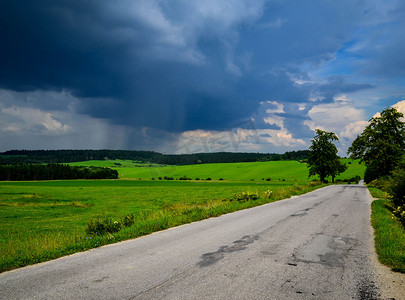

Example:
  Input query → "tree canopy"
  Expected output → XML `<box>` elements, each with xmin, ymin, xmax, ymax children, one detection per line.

<box><xmin>347</xmin><ymin>107</ymin><xmax>405</xmax><ymax>182</ymax></box>
<box><xmin>307</xmin><ymin>129</ymin><xmax>347</xmax><ymax>182</ymax></box>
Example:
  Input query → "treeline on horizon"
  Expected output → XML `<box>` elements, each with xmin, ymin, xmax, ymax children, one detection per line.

<box><xmin>0</xmin><ymin>149</ymin><xmax>310</xmax><ymax>165</ymax></box>
<box><xmin>0</xmin><ymin>164</ymin><xmax>118</xmax><ymax>181</ymax></box>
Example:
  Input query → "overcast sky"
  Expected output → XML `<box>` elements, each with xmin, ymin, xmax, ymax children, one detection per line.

<box><xmin>0</xmin><ymin>0</ymin><xmax>404</xmax><ymax>154</ymax></box>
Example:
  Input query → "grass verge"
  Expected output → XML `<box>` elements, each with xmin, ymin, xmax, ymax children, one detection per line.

<box><xmin>369</xmin><ymin>187</ymin><xmax>405</xmax><ymax>273</ymax></box>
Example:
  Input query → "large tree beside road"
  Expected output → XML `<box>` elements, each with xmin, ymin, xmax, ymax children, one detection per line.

<box><xmin>347</xmin><ymin>107</ymin><xmax>405</xmax><ymax>183</ymax></box>
<box><xmin>307</xmin><ymin>129</ymin><xmax>347</xmax><ymax>183</ymax></box>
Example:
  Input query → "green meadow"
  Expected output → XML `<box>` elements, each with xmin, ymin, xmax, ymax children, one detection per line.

<box><xmin>70</xmin><ymin>158</ymin><xmax>365</xmax><ymax>181</ymax></box>
<box><xmin>0</xmin><ymin>159</ymin><xmax>365</xmax><ymax>272</ymax></box>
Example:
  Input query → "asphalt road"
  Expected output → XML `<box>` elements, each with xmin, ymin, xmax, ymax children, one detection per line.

<box><xmin>0</xmin><ymin>185</ymin><xmax>392</xmax><ymax>299</ymax></box>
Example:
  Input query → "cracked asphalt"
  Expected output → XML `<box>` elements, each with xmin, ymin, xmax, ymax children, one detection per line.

<box><xmin>0</xmin><ymin>185</ymin><xmax>399</xmax><ymax>299</ymax></box>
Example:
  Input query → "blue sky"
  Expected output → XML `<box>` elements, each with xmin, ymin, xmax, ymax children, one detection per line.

<box><xmin>0</xmin><ymin>0</ymin><xmax>404</xmax><ymax>154</ymax></box>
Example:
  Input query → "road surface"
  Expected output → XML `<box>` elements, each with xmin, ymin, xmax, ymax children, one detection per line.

<box><xmin>0</xmin><ymin>185</ymin><xmax>402</xmax><ymax>299</ymax></box>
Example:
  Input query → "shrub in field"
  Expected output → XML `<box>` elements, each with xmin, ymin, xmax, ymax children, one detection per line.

<box><xmin>86</xmin><ymin>214</ymin><xmax>135</xmax><ymax>235</ymax></box>
<box><xmin>86</xmin><ymin>218</ymin><xmax>121</xmax><ymax>235</ymax></box>
<box><xmin>232</xmin><ymin>192</ymin><xmax>259</xmax><ymax>203</ymax></box>
<box><xmin>122</xmin><ymin>214</ymin><xmax>135</xmax><ymax>227</ymax></box>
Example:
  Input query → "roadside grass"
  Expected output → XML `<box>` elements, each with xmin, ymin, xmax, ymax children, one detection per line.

<box><xmin>0</xmin><ymin>179</ymin><xmax>325</xmax><ymax>273</ymax></box>
<box><xmin>369</xmin><ymin>187</ymin><xmax>405</xmax><ymax>273</ymax></box>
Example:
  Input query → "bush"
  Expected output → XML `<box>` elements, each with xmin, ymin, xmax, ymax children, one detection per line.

<box><xmin>86</xmin><ymin>218</ymin><xmax>121</xmax><ymax>235</ymax></box>
<box><xmin>86</xmin><ymin>214</ymin><xmax>135</xmax><ymax>235</ymax></box>
<box><xmin>364</xmin><ymin>165</ymin><xmax>380</xmax><ymax>183</ymax></box>
<box><xmin>386</xmin><ymin>156</ymin><xmax>405</xmax><ymax>206</ymax></box>
<box><xmin>122</xmin><ymin>214</ymin><xmax>135</xmax><ymax>227</ymax></box>
<box><xmin>231</xmin><ymin>192</ymin><xmax>259</xmax><ymax>203</ymax></box>
<box><xmin>370</xmin><ymin>156</ymin><xmax>405</xmax><ymax>207</ymax></box>
<box><xmin>392</xmin><ymin>206</ymin><xmax>405</xmax><ymax>227</ymax></box>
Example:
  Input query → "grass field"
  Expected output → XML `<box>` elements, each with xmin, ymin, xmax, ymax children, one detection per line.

<box><xmin>70</xmin><ymin>158</ymin><xmax>365</xmax><ymax>181</ymax></box>
<box><xmin>0</xmin><ymin>180</ymin><xmax>325</xmax><ymax>272</ymax></box>
<box><xmin>0</xmin><ymin>159</ymin><xmax>365</xmax><ymax>272</ymax></box>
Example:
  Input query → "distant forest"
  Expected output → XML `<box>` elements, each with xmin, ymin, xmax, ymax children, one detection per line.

<box><xmin>0</xmin><ymin>164</ymin><xmax>118</xmax><ymax>181</ymax></box>
<box><xmin>0</xmin><ymin>149</ymin><xmax>310</xmax><ymax>165</ymax></box>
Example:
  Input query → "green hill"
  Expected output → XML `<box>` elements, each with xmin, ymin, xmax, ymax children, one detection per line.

<box><xmin>70</xmin><ymin>159</ymin><xmax>365</xmax><ymax>182</ymax></box>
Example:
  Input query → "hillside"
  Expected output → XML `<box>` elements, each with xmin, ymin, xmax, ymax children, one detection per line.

<box><xmin>70</xmin><ymin>159</ymin><xmax>366</xmax><ymax>182</ymax></box>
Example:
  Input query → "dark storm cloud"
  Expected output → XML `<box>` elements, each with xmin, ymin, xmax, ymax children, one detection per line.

<box><xmin>0</xmin><ymin>1</ymin><xmax>133</xmax><ymax>98</ymax></box>
<box><xmin>0</xmin><ymin>0</ymin><xmax>392</xmax><ymax>138</ymax></box>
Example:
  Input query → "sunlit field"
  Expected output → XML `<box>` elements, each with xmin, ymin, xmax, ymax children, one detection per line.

<box><xmin>0</xmin><ymin>159</ymin><xmax>364</xmax><ymax>272</ymax></box>
<box><xmin>70</xmin><ymin>158</ymin><xmax>365</xmax><ymax>181</ymax></box>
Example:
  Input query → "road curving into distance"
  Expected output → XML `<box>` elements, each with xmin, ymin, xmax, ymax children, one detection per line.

<box><xmin>1</xmin><ymin>184</ymin><xmax>404</xmax><ymax>299</ymax></box>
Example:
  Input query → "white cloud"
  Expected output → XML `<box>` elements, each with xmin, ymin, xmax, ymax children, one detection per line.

<box><xmin>259</xmin><ymin>129</ymin><xmax>306</xmax><ymax>147</ymax></box>
<box><xmin>303</xmin><ymin>96</ymin><xmax>370</xmax><ymax>155</ymax></box>
<box><xmin>263</xmin><ymin>101</ymin><xmax>285</xmax><ymax>128</ymax></box>
<box><xmin>174</xmin><ymin>100</ymin><xmax>307</xmax><ymax>153</ymax></box>
<box><xmin>393</xmin><ymin>99</ymin><xmax>405</xmax><ymax>117</ymax></box>
<box><xmin>254</xmin><ymin>97</ymin><xmax>380</xmax><ymax>155</ymax></box>
<box><xmin>304</xmin><ymin>98</ymin><xmax>366</xmax><ymax>135</ymax></box>
<box><xmin>1</xmin><ymin>106</ymin><xmax>71</xmax><ymax>135</ymax></box>
<box><xmin>174</xmin><ymin>126</ymin><xmax>306</xmax><ymax>154</ymax></box>
<box><xmin>0</xmin><ymin>90</ymin><xmax>137</xmax><ymax>151</ymax></box>
<box><xmin>175</xmin><ymin>129</ymin><xmax>254</xmax><ymax>153</ymax></box>
<box><xmin>339</xmin><ymin>120</ymin><xmax>368</xmax><ymax>140</ymax></box>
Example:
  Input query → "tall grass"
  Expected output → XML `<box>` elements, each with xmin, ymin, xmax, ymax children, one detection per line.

<box><xmin>369</xmin><ymin>187</ymin><xmax>405</xmax><ymax>273</ymax></box>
